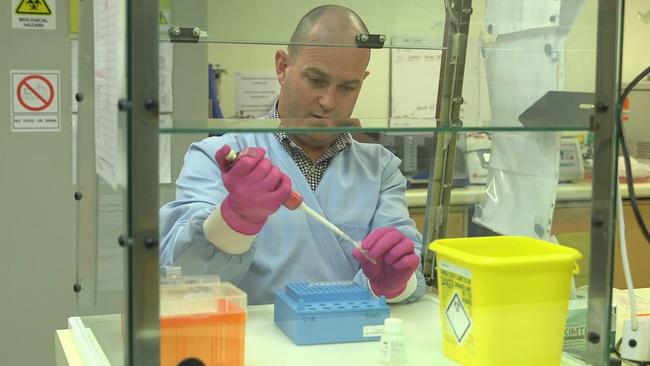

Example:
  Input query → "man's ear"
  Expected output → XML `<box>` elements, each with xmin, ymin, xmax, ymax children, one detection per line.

<box><xmin>275</xmin><ymin>49</ymin><xmax>290</xmax><ymax>85</ymax></box>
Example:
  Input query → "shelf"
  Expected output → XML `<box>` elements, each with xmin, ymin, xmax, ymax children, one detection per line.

<box><xmin>164</xmin><ymin>0</ymin><xmax>447</xmax><ymax>50</ymax></box>
<box><xmin>193</xmin><ymin>39</ymin><xmax>446</xmax><ymax>51</ymax></box>
<box><xmin>158</xmin><ymin>117</ymin><xmax>592</xmax><ymax>134</ymax></box>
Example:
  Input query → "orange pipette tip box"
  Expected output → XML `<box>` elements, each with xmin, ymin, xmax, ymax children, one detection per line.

<box><xmin>160</xmin><ymin>277</ymin><xmax>247</xmax><ymax>366</ymax></box>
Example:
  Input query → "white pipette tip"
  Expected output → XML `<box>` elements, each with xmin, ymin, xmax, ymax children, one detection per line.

<box><xmin>225</xmin><ymin>149</ymin><xmax>237</xmax><ymax>162</ymax></box>
<box><xmin>355</xmin><ymin>243</ymin><xmax>377</xmax><ymax>265</ymax></box>
<box><xmin>299</xmin><ymin>202</ymin><xmax>377</xmax><ymax>264</ymax></box>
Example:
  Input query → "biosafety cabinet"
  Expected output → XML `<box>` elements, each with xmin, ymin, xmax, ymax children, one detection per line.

<box><xmin>60</xmin><ymin>0</ymin><xmax>632</xmax><ymax>365</ymax></box>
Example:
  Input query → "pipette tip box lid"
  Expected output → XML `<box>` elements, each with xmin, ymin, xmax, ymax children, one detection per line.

<box><xmin>160</xmin><ymin>274</ymin><xmax>247</xmax><ymax>366</ymax></box>
<box><xmin>274</xmin><ymin>281</ymin><xmax>390</xmax><ymax>345</ymax></box>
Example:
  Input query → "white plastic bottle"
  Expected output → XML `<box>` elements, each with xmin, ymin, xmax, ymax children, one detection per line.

<box><xmin>380</xmin><ymin>317</ymin><xmax>406</xmax><ymax>364</ymax></box>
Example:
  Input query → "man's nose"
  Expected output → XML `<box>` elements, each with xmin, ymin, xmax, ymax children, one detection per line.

<box><xmin>317</xmin><ymin>87</ymin><xmax>336</xmax><ymax>113</ymax></box>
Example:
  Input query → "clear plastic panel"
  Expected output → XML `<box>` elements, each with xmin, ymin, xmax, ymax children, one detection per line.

<box><xmin>75</xmin><ymin>0</ymin><xmax>129</xmax><ymax>316</ymax></box>
<box><xmin>52</xmin><ymin>0</ymin><xmax>618</xmax><ymax>365</ymax></box>
<box><xmin>131</xmin><ymin>0</ymin><xmax>617</xmax><ymax>365</ymax></box>
<box><xmin>75</xmin><ymin>178</ymin><xmax>127</xmax><ymax>314</ymax></box>
<box><xmin>64</xmin><ymin>126</ymin><xmax>607</xmax><ymax>364</ymax></box>
<box><xmin>155</xmin><ymin>129</ymin><xmax>604</xmax><ymax>364</ymax></box>
<box><xmin>193</xmin><ymin>0</ymin><xmax>447</xmax><ymax>49</ymax></box>
<box><xmin>161</xmin><ymin>0</ymin><xmax>599</xmax><ymax>133</ymax></box>
<box><xmin>460</xmin><ymin>0</ymin><xmax>599</xmax><ymax>129</ymax></box>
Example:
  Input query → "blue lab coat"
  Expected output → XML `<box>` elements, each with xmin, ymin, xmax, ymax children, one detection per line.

<box><xmin>160</xmin><ymin>132</ymin><xmax>426</xmax><ymax>304</ymax></box>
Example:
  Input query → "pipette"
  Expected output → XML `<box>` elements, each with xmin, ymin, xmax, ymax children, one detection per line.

<box><xmin>224</xmin><ymin>149</ymin><xmax>377</xmax><ymax>264</ymax></box>
<box><xmin>283</xmin><ymin>191</ymin><xmax>377</xmax><ymax>264</ymax></box>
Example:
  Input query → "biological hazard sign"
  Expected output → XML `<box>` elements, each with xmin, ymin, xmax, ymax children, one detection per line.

<box><xmin>445</xmin><ymin>292</ymin><xmax>472</xmax><ymax>344</ymax></box>
<box><xmin>12</xmin><ymin>0</ymin><xmax>56</xmax><ymax>30</ymax></box>
<box><xmin>439</xmin><ymin>260</ymin><xmax>475</xmax><ymax>350</ymax></box>
<box><xmin>11</xmin><ymin>70</ymin><xmax>60</xmax><ymax>131</ymax></box>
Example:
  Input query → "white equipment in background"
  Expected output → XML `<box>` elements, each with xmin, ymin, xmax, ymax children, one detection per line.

<box><xmin>621</xmin><ymin>81</ymin><xmax>650</xmax><ymax>163</ymax></box>
<box><xmin>559</xmin><ymin>137</ymin><xmax>584</xmax><ymax>182</ymax></box>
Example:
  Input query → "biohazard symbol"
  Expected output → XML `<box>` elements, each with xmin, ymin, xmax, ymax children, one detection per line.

<box><xmin>159</xmin><ymin>11</ymin><xmax>169</xmax><ymax>25</ymax></box>
<box><xmin>16</xmin><ymin>0</ymin><xmax>52</xmax><ymax>15</ymax></box>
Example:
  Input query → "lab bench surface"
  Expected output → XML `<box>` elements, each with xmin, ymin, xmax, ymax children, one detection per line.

<box><xmin>405</xmin><ymin>182</ymin><xmax>650</xmax><ymax>208</ymax></box>
<box><xmin>56</xmin><ymin>291</ymin><xmax>650</xmax><ymax>366</ymax></box>
<box><xmin>406</xmin><ymin>182</ymin><xmax>650</xmax><ymax>289</ymax></box>
<box><xmin>56</xmin><ymin>295</ymin><xmax>454</xmax><ymax>366</ymax></box>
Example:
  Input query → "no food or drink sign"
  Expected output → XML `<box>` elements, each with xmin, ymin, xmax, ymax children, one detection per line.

<box><xmin>11</xmin><ymin>70</ymin><xmax>60</xmax><ymax>131</ymax></box>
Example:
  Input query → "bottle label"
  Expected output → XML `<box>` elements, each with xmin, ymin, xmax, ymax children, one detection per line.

<box><xmin>380</xmin><ymin>338</ymin><xmax>405</xmax><ymax>362</ymax></box>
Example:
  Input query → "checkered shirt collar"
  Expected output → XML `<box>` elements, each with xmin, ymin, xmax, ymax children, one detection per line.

<box><xmin>266</xmin><ymin>101</ymin><xmax>352</xmax><ymax>190</ymax></box>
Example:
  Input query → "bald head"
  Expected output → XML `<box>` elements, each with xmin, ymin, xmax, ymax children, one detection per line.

<box><xmin>274</xmin><ymin>4</ymin><xmax>371</xmax><ymax>133</ymax></box>
<box><xmin>288</xmin><ymin>5</ymin><xmax>369</xmax><ymax>59</ymax></box>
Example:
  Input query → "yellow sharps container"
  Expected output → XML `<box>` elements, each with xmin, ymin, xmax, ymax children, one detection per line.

<box><xmin>430</xmin><ymin>236</ymin><xmax>582</xmax><ymax>366</ymax></box>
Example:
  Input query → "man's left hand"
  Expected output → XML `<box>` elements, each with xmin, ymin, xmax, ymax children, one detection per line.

<box><xmin>352</xmin><ymin>227</ymin><xmax>419</xmax><ymax>299</ymax></box>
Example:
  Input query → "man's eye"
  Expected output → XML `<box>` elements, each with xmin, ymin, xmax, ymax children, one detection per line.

<box><xmin>308</xmin><ymin>77</ymin><xmax>324</xmax><ymax>86</ymax></box>
<box><xmin>340</xmin><ymin>85</ymin><xmax>356</xmax><ymax>92</ymax></box>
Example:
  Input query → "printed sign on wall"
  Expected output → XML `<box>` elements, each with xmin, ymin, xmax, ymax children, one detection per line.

<box><xmin>12</xmin><ymin>0</ymin><xmax>56</xmax><ymax>30</ymax></box>
<box><xmin>11</xmin><ymin>70</ymin><xmax>60</xmax><ymax>132</ymax></box>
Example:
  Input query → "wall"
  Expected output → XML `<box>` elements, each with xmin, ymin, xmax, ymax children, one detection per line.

<box><xmin>0</xmin><ymin>1</ymin><xmax>75</xmax><ymax>365</ymax></box>
<box><xmin>622</xmin><ymin>0</ymin><xmax>650</xmax><ymax>82</ymax></box>
<box><xmin>551</xmin><ymin>201</ymin><xmax>650</xmax><ymax>289</ymax></box>
<box><xmin>563</xmin><ymin>0</ymin><xmax>650</xmax><ymax>89</ymax></box>
<box><xmin>205</xmin><ymin>0</ymin><xmax>445</xmax><ymax>120</ymax></box>
<box><xmin>206</xmin><ymin>1</ymin><xmax>649</xmax><ymax>124</ymax></box>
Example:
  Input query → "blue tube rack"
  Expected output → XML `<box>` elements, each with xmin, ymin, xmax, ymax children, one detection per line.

<box><xmin>274</xmin><ymin>281</ymin><xmax>390</xmax><ymax>345</ymax></box>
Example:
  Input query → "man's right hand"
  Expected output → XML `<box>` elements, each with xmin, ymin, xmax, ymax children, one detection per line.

<box><xmin>215</xmin><ymin>145</ymin><xmax>292</xmax><ymax>235</ymax></box>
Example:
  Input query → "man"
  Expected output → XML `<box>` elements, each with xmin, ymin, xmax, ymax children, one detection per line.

<box><xmin>160</xmin><ymin>5</ymin><xmax>426</xmax><ymax>305</ymax></box>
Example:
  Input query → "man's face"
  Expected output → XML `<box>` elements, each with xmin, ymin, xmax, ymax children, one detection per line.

<box><xmin>275</xmin><ymin>45</ymin><xmax>370</xmax><ymax>147</ymax></box>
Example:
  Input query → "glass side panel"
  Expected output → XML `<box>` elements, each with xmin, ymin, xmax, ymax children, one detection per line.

<box><xmin>160</xmin><ymin>0</ymin><xmax>599</xmax><ymax>133</ymax></box>
<box><xmin>72</xmin><ymin>314</ymin><xmax>125</xmax><ymax>366</ymax></box>
<box><xmin>73</xmin><ymin>0</ymin><xmax>128</xmax><ymax>353</ymax></box>
<box><xmin>172</xmin><ymin>0</ymin><xmax>447</xmax><ymax>49</ymax></box>
<box><xmin>75</xmin><ymin>178</ymin><xmax>128</xmax><ymax>315</ymax></box>
<box><xmin>156</xmin><ymin>129</ymin><xmax>607</xmax><ymax>364</ymax></box>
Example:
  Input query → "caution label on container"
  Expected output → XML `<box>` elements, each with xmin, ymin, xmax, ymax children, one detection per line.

<box><xmin>446</xmin><ymin>292</ymin><xmax>471</xmax><ymax>343</ymax></box>
<box><xmin>439</xmin><ymin>261</ymin><xmax>474</xmax><ymax>350</ymax></box>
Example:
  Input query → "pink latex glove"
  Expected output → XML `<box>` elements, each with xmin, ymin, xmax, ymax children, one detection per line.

<box><xmin>215</xmin><ymin>145</ymin><xmax>292</xmax><ymax>235</ymax></box>
<box><xmin>352</xmin><ymin>227</ymin><xmax>420</xmax><ymax>299</ymax></box>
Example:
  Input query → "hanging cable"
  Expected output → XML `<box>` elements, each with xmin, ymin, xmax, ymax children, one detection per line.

<box><xmin>616</xmin><ymin>66</ymin><xmax>650</xmax><ymax>244</ymax></box>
